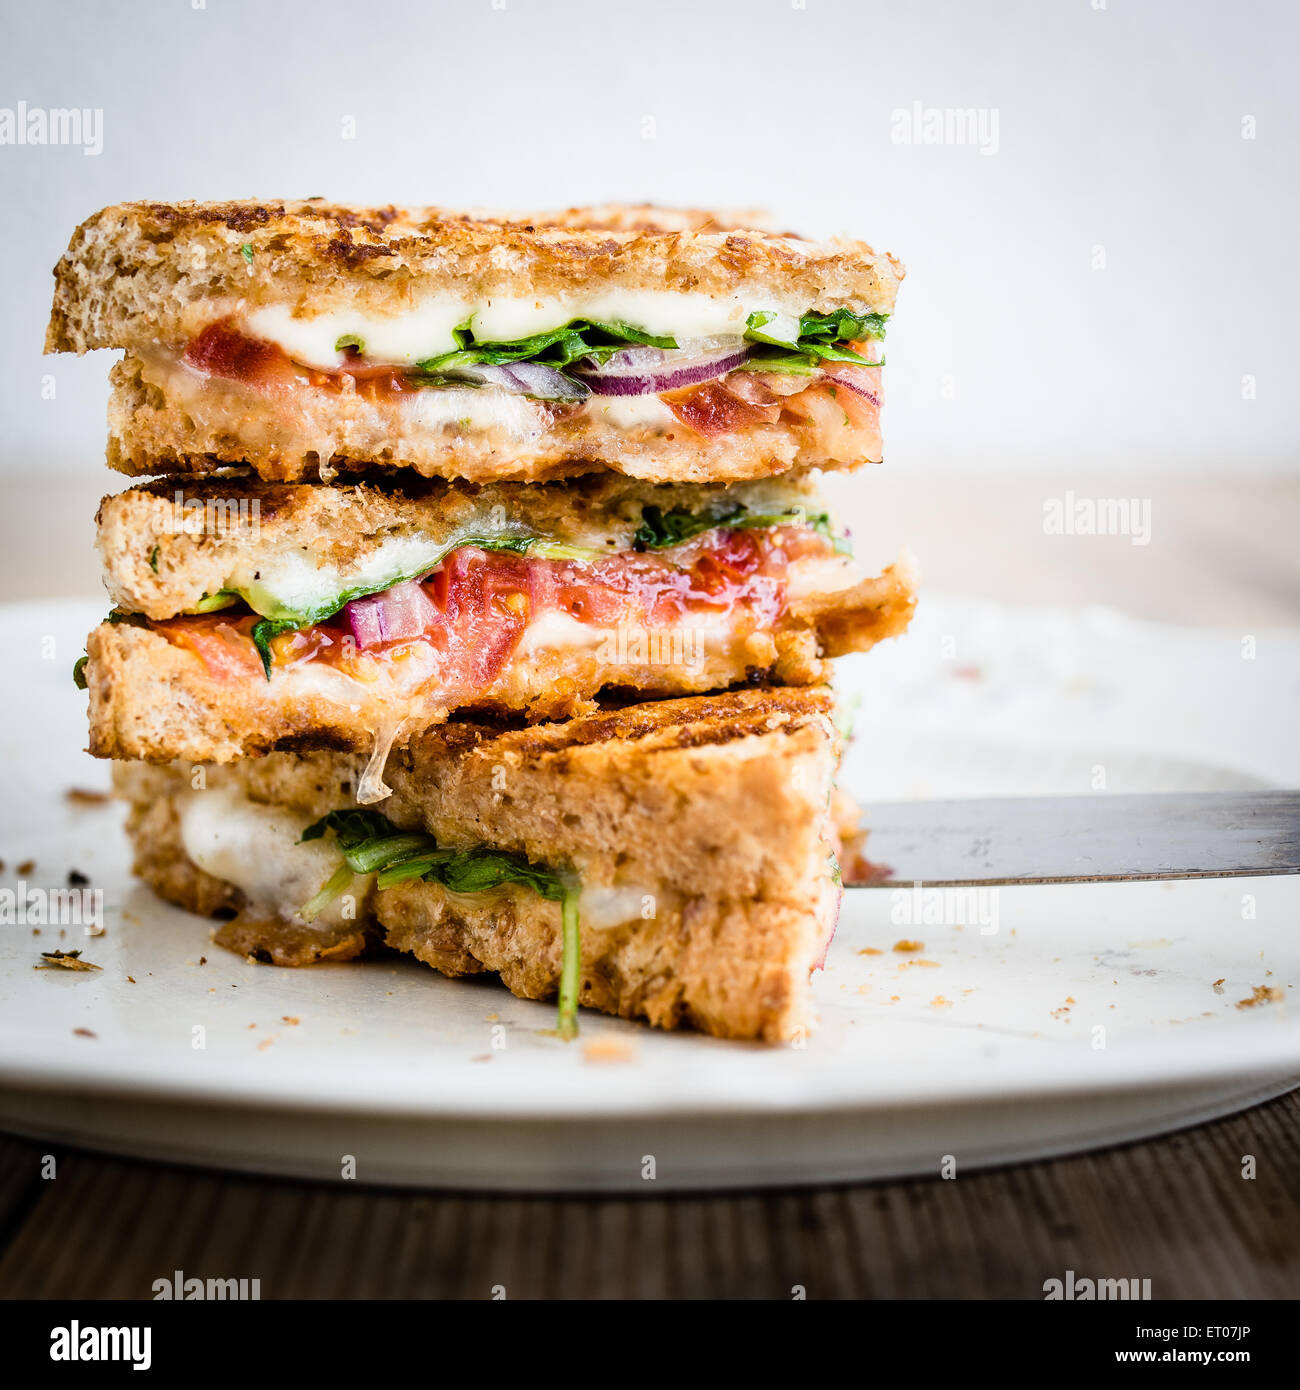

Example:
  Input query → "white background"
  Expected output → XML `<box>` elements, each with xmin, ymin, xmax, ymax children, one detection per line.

<box><xmin>0</xmin><ymin>0</ymin><xmax>1296</xmax><ymax>483</ymax></box>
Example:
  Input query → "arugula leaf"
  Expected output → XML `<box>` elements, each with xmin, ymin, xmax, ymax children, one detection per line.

<box><xmin>301</xmin><ymin>808</ymin><xmax>407</xmax><ymax>851</ymax></box>
<box><xmin>743</xmin><ymin>309</ymin><xmax>888</xmax><ymax>370</ymax></box>
<box><xmin>299</xmin><ymin>808</ymin><xmax>582</xmax><ymax>1036</ymax></box>
<box><xmin>556</xmin><ymin>889</ymin><xmax>581</xmax><ymax>1040</ymax></box>
<box><xmin>632</xmin><ymin>502</ymin><xmax>840</xmax><ymax>552</ymax></box>
<box><xmin>799</xmin><ymin>308</ymin><xmax>889</xmax><ymax>343</ymax></box>
<box><xmin>299</xmin><ymin>862</ymin><xmax>353</xmax><ymax>923</ymax></box>
<box><xmin>632</xmin><ymin>504</ymin><xmax>739</xmax><ymax>550</ymax></box>
<box><xmin>239</xmin><ymin>532</ymin><xmax>546</xmax><ymax>679</ymax></box>
<box><xmin>416</xmin><ymin>318</ymin><xmax>677</xmax><ymax>377</ymax></box>
<box><xmin>250</xmin><ymin>618</ymin><xmax>298</xmax><ymax>680</ymax></box>
<box><xmin>73</xmin><ymin>655</ymin><xmax>88</xmax><ymax>690</ymax></box>
<box><xmin>733</xmin><ymin>351</ymin><xmax>820</xmax><ymax>376</ymax></box>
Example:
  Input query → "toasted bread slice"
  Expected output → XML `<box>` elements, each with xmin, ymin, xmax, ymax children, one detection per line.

<box><xmin>49</xmin><ymin>201</ymin><xmax>900</xmax><ymax>483</ymax></box>
<box><xmin>83</xmin><ymin>554</ymin><xmax>913</xmax><ymax>770</ymax></box>
<box><xmin>48</xmin><ymin>201</ymin><xmax>902</xmax><ymax>353</ymax></box>
<box><xmin>113</xmin><ymin>687</ymin><xmax>846</xmax><ymax>1041</ymax></box>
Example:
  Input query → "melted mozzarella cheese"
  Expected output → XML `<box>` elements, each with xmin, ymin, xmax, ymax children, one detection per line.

<box><xmin>245</xmin><ymin>298</ymin><xmax>469</xmax><ymax>371</ymax></box>
<box><xmin>229</xmin><ymin>534</ymin><xmax>460</xmax><ymax>621</ymax></box>
<box><xmin>511</xmin><ymin>610</ymin><xmax>611</xmax><ymax>658</ymax></box>
<box><xmin>577</xmin><ymin>884</ymin><xmax>655</xmax><ymax>930</ymax></box>
<box><xmin>177</xmin><ymin>783</ymin><xmax>654</xmax><ymax>934</ymax></box>
<box><xmin>405</xmin><ymin>384</ymin><xmax>545</xmax><ymax>440</ymax></box>
<box><xmin>243</xmin><ymin>291</ymin><xmax>806</xmax><ymax>370</ymax></box>
<box><xmin>177</xmin><ymin>784</ymin><xmax>360</xmax><ymax>926</ymax></box>
<box><xmin>588</xmin><ymin>395</ymin><xmax>677</xmax><ymax>430</ymax></box>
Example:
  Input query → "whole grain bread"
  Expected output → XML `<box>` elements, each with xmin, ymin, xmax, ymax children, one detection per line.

<box><xmin>112</xmin><ymin>686</ymin><xmax>846</xmax><ymax>1039</ymax></box>
<box><xmin>47</xmin><ymin>201</ymin><xmax>903</xmax><ymax>354</ymax></box>
<box><xmin>114</xmin><ymin>684</ymin><xmax>840</xmax><ymax>903</ymax></box>
<box><xmin>82</xmin><ymin>556</ymin><xmax>916</xmax><ymax>764</ymax></box>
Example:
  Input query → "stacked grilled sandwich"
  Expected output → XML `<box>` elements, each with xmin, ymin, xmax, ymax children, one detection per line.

<box><xmin>49</xmin><ymin>201</ymin><xmax>914</xmax><ymax>1042</ymax></box>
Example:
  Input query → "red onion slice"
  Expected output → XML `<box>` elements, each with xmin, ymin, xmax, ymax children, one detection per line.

<box><xmin>346</xmin><ymin>579</ymin><xmax>438</xmax><ymax>649</ymax></box>
<box><xmin>437</xmin><ymin>361</ymin><xmax>588</xmax><ymax>402</ymax></box>
<box><xmin>573</xmin><ymin>342</ymin><xmax>752</xmax><ymax>396</ymax></box>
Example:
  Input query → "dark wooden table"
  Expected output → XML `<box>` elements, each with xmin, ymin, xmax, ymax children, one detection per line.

<box><xmin>1</xmin><ymin>1089</ymin><xmax>1296</xmax><ymax>1299</ymax></box>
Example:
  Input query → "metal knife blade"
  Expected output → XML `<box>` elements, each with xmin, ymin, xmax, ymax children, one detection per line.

<box><xmin>844</xmin><ymin>790</ymin><xmax>1300</xmax><ymax>887</ymax></box>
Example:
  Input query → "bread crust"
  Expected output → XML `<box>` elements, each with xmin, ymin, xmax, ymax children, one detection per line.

<box><xmin>48</xmin><ymin>201</ymin><xmax>903</xmax><ymax>354</ymax></box>
<box><xmin>82</xmin><ymin>558</ymin><xmax>914</xmax><ymax>764</ymax></box>
<box><xmin>111</xmin><ymin>686</ymin><xmax>843</xmax><ymax>1040</ymax></box>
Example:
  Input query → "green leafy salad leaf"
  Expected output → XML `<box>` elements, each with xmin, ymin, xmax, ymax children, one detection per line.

<box><xmin>243</xmin><ymin>532</ymin><xmax>554</xmax><ymax>679</ymax></box>
<box><xmin>416</xmin><ymin>318</ymin><xmax>677</xmax><ymax>378</ymax></box>
<box><xmin>298</xmin><ymin>809</ymin><xmax>582</xmax><ymax>1037</ymax></box>
<box><xmin>633</xmin><ymin>503</ymin><xmax>849</xmax><ymax>555</ymax></box>
<box><xmin>389</xmin><ymin>309</ymin><xmax>884</xmax><ymax>395</ymax></box>
<box><xmin>742</xmin><ymin>309</ymin><xmax>888</xmax><ymax>370</ymax></box>
<box><xmin>223</xmin><ymin>492</ymin><xmax>853</xmax><ymax>681</ymax></box>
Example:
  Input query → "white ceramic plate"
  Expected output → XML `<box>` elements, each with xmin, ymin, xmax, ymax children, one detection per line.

<box><xmin>0</xmin><ymin>598</ymin><xmax>1295</xmax><ymax>1190</ymax></box>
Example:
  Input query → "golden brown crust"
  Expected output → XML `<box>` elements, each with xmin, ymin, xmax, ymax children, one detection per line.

<box><xmin>212</xmin><ymin>914</ymin><xmax>371</xmax><ymax>966</ymax></box>
<box><xmin>48</xmin><ymin>200</ymin><xmax>903</xmax><ymax>354</ymax></box>
<box><xmin>796</xmin><ymin>556</ymin><xmax>919</xmax><ymax>658</ymax></box>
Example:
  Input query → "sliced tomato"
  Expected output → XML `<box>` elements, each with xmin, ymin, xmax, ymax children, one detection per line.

<box><xmin>184</xmin><ymin>321</ymin><xmax>301</xmax><ymax>394</ymax></box>
<box><xmin>808</xmin><ymin>363</ymin><xmax>884</xmax><ymax>460</ymax></box>
<box><xmin>780</xmin><ymin>379</ymin><xmax>877</xmax><ymax>462</ymax></box>
<box><xmin>660</xmin><ymin>379</ymin><xmax>781</xmax><ymax>438</ymax></box>
<box><xmin>160</xmin><ymin>526</ymin><xmax>818</xmax><ymax>696</ymax></box>
<box><xmin>184</xmin><ymin>321</ymin><xmax>419</xmax><ymax>402</ymax></box>
<box><xmin>433</xmin><ymin>548</ymin><xmax>532</xmax><ymax>694</ymax></box>
<box><xmin>157</xmin><ymin>614</ymin><xmax>265</xmax><ymax>680</ymax></box>
<box><xmin>723</xmin><ymin>373</ymin><xmax>782</xmax><ymax>407</ymax></box>
<box><xmin>546</xmin><ymin>575</ymin><xmax>626</xmax><ymax>626</ymax></box>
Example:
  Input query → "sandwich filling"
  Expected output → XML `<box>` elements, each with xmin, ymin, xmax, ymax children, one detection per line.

<box><xmin>166</xmin><ymin>301</ymin><xmax>885</xmax><ymax>459</ymax></box>
<box><xmin>178</xmin><ymin>787</ymin><xmax>601</xmax><ymax>1037</ymax></box>
<box><xmin>126</xmin><ymin>507</ymin><xmax>852</xmax><ymax>679</ymax></box>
